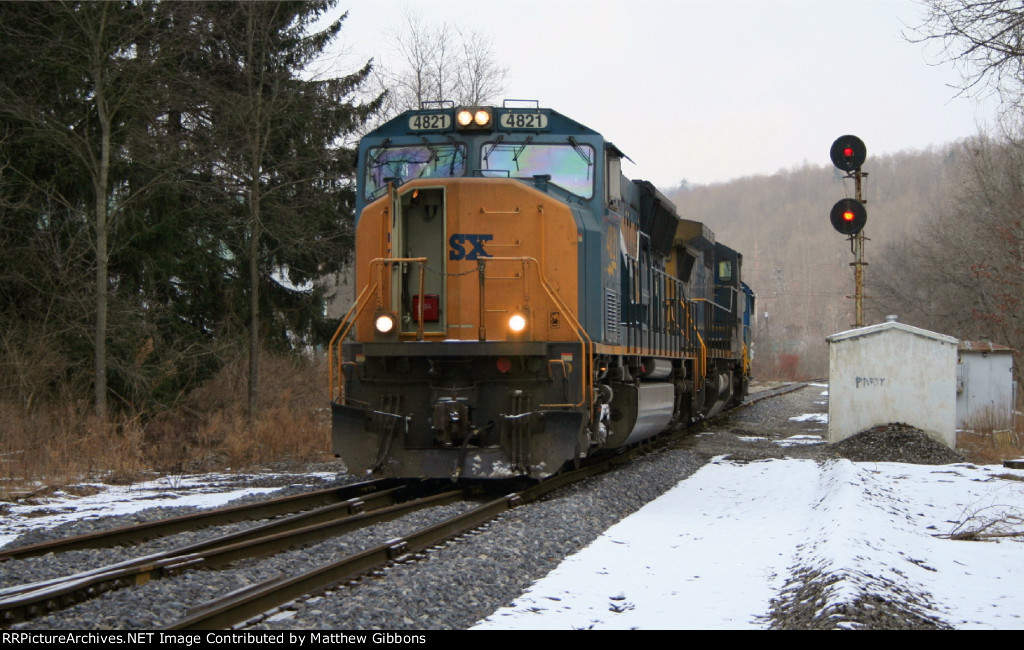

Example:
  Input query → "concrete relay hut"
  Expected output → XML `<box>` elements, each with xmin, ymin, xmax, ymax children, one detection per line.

<box><xmin>826</xmin><ymin>317</ymin><xmax>958</xmax><ymax>447</ymax></box>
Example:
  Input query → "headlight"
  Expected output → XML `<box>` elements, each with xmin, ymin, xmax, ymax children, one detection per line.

<box><xmin>508</xmin><ymin>314</ymin><xmax>527</xmax><ymax>333</ymax></box>
<box><xmin>375</xmin><ymin>313</ymin><xmax>396</xmax><ymax>334</ymax></box>
<box><xmin>455</xmin><ymin>107</ymin><xmax>492</xmax><ymax>130</ymax></box>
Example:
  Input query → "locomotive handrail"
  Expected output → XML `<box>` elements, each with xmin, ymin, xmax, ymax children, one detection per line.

<box><xmin>476</xmin><ymin>255</ymin><xmax>593</xmax><ymax>412</ymax></box>
<box><xmin>681</xmin><ymin>299</ymin><xmax>707</xmax><ymax>394</ymax></box>
<box><xmin>370</xmin><ymin>257</ymin><xmax>430</xmax><ymax>340</ymax></box>
<box><xmin>479</xmin><ymin>206</ymin><xmax>521</xmax><ymax>215</ymax></box>
<box><xmin>329</xmin><ymin>256</ymin><xmax>429</xmax><ymax>401</ymax></box>
<box><xmin>691</xmin><ymin>296</ymin><xmax>732</xmax><ymax>314</ymax></box>
<box><xmin>694</xmin><ymin>330</ymin><xmax>708</xmax><ymax>393</ymax></box>
<box><xmin>651</xmin><ymin>264</ymin><xmax>681</xmax><ymax>356</ymax></box>
<box><xmin>692</xmin><ymin>296</ymin><xmax>741</xmax><ymax>356</ymax></box>
<box><xmin>329</xmin><ymin>282</ymin><xmax>380</xmax><ymax>403</ymax></box>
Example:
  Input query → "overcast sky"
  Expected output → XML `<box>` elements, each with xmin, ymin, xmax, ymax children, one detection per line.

<box><xmin>326</xmin><ymin>0</ymin><xmax>999</xmax><ymax>188</ymax></box>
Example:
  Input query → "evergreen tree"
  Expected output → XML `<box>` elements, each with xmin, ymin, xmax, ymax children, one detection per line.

<box><xmin>0</xmin><ymin>1</ymin><xmax>378</xmax><ymax>418</ymax></box>
<box><xmin>0</xmin><ymin>1</ymin><xmax>166</xmax><ymax>418</ymax></box>
<box><xmin>181</xmin><ymin>1</ymin><xmax>377</xmax><ymax>419</ymax></box>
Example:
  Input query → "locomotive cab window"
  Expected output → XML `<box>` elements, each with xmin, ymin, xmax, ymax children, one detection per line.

<box><xmin>480</xmin><ymin>142</ymin><xmax>594</xmax><ymax>198</ymax></box>
<box><xmin>606</xmin><ymin>154</ymin><xmax>622</xmax><ymax>205</ymax></box>
<box><xmin>364</xmin><ymin>144</ymin><xmax>467</xmax><ymax>201</ymax></box>
<box><xmin>718</xmin><ymin>260</ymin><xmax>732</xmax><ymax>282</ymax></box>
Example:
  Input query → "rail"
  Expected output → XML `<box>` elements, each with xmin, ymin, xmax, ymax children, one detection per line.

<box><xmin>619</xmin><ymin>256</ymin><xmax>738</xmax><ymax>364</ymax></box>
<box><xmin>167</xmin><ymin>458</ymin><xmax>620</xmax><ymax>630</ymax></box>
<box><xmin>691</xmin><ymin>297</ymin><xmax>740</xmax><ymax>355</ymax></box>
<box><xmin>0</xmin><ymin>485</ymin><xmax>463</xmax><ymax>626</ymax></box>
<box><xmin>166</xmin><ymin>383</ymin><xmax>809</xmax><ymax>630</ymax></box>
<box><xmin>0</xmin><ymin>479</ymin><xmax>399</xmax><ymax>562</ymax></box>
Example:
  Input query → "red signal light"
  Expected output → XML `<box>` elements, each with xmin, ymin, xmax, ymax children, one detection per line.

<box><xmin>830</xmin><ymin>135</ymin><xmax>866</xmax><ymax>172</ymax></box>
<box><xmin>830</xmin><ymin>198</ymin><xmax>867</xmax><ymax>235</ymax></box>
<box><xmin>829</xmin><ymin>136</ymin><xmax>868</xmax><ymax>235</ymax></box>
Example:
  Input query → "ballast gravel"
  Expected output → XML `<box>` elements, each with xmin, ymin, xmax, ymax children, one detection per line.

<box><xmin>252</xmin><ymin>448</ymin><xmax>709</xmax><ymax>630</ymax></box>
<box><xmin>5</xmin><ymin>448</ymin><xmax>708</xmax><ymax>630</ymax></box>
<box><xmin>1</xmin><ymin>385</ymin><xmax>972</xmax><ymax>630</ymax></box>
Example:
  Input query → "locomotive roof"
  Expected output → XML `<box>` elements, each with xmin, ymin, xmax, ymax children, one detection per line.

<box><xmin>363</xmin><ymin>102</ymin><xmax>603</xmax><ymax>140</ymax></box>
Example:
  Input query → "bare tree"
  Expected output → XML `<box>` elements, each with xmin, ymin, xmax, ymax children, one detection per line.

<box><xmin>456</xmin><ymin>27</ymin><xmax>510</xmax><ymax>106</ymax></box>
<box><xmin>365</xmin><ymin>10</ymin><xmax>509</xmax><ymax>126</ymax></box>
<box><xmin>869</xmin><ymin>131</ymin><xmax>1024</xmax><ymax>379</ymax></box>
<box><xmin>911</xmin><ymin>0</ymin><xmax>1024</xmax><ymax>109</ymax></box>
<box><xmin>0</xmin><ymin>1</ymin><xmax>174</xmax><ymax>420</ymax></box>
<box><xmin>952</xmin><ymin>131</ymin><xmax>1024</xmax><ymax>364</ymax></box>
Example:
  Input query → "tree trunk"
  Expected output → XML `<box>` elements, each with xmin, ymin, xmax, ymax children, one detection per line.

<box><xmin>248</xmin><ymin>186</ymin><xmax>261</xmax><ymax>422</ymax></box>
<box><xmin>92</xmin><ymin>41</ymin><xmax>111</xmax><ymax>422</ymax></box>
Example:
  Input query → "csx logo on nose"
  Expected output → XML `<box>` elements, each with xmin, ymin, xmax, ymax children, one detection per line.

<box><xmin>448</xmin><ymin>234</ymin><xmax>493</xmax><ymax>261</ymax></box>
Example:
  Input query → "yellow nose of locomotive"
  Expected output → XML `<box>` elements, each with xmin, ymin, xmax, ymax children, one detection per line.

<box><xmin>350</xmin><ymin>177</ymin><xmax>579</xmax><ymax>345</ymax></box>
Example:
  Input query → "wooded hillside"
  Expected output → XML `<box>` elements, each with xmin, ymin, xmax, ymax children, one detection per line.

<box><xmin>666</xmin><ymin>145</ymin><xmax>962</xmax><ymax>378</ymax></box>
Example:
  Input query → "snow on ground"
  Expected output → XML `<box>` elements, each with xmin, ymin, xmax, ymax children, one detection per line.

<box><xmin>2</xmin><ymin>458</ymin><xmax>1023</xmax><ymax>630</ymax></box>
<box><xmin>790</xmin><ymin>413</ymin><xmax>828</xmax><ymax>423</ymax></box>
<box><xmin>0</xmin><ymin>472</ymin><xmax>335</xmax><ymax>548</ymax></box>
<box><xmin>473</xmin><ymin>457</ymin><xmax>1024</xmax><ymax>630</ymax></box>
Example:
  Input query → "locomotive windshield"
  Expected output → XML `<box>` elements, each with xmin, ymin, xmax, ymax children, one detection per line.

<box><xmin>364</xmin><ymin>144</ymin><xmax>467</xmax><ymax>201</ymax></box>
<box><xmin>481</xmin><ymin>142</ymin><xmax>594</xmax><ymax>199</ymax></box>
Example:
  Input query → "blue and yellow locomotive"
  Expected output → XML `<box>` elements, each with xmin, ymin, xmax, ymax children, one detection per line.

<box><xmin>329</xmin><ymin>101</ymin><xmax>753</xmax><ymax>480</ymax></box>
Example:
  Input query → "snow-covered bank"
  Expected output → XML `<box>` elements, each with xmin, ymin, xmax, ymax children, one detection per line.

<box><xmin>473</xmin><ymin>458</ymin><xmax>1024</xmax><ymax>630</ymax></box>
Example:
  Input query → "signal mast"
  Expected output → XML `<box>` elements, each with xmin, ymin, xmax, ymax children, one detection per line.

<box><xmin>829</xmin><ymin>135</ymin><xmax>868</xmax><ymax>327</ymax></box>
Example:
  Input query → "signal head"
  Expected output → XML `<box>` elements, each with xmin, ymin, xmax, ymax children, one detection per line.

<box><xmin>830</xmin><ymin>198</ymin><xmax>867</xmax><ymax>235</ymax></box>
<box><xmin>830</xmin><ymin>135</ymin><xmax>866</xmax><ymax>172</ymax></box>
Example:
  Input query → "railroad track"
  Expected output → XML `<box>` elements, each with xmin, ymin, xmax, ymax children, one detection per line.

<box><xmin>0</xmin><ymin>479</ymin><xmax>465</xmax><ymax>626</ymax></box>
<box><xmin>742</xmin><ymin>381</ymin><xmax>810</xmax><ymax>406</ymax></box>
<box><xmin>168</xmin><ymin>458</ymin><xmax>626</xmax><ymax>630</ymax></box>
<box><xmin>0</xmin><ymin>478</ymin><xmax>403</xmax><ymax>561</ymax></box>
<box><xmin>170</xmin><ymin>383</ymin><xmax>813</xmax><ymax>630</ymax></box>
<box><xmin>0</xmin><ymin>455</ymin><xmax>630</xmax><ymax>630</ymax></box>
<box><xmin>1</xmin><ymin>383</ymin><xmax>807</xmax><ymax>630</ymax></box>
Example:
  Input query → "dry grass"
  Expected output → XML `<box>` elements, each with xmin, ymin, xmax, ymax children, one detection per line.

<box><xmin>0</xmin><ymin>351</ymin><xmax>334</xmax><ymax>500</ymax></box>
<box><xmin>0</xmin><ymin>405</ymin><xmax>149</xmax><ymax>497</ymax></box>
<box><xmin>955</xmin><ymin>401</ymin><xmax>1024</xmax><ymax>465</ymax></box>
<box><xmin>753</xmin><ymin>353</ymin><xmax>815</xmax><ymax>382</ymax></box>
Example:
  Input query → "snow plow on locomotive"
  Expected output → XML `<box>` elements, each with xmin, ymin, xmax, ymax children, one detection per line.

<box><xmin>328</xmin><ymin>102</ymin><xmax>753</xmax><ymax>480</ymax></box>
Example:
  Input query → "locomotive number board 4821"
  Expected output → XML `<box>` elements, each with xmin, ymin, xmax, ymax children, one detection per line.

<box><xmin>499</xmin><ymin>112</ymin><xmax>548</xmax><ymax>129</ymax></box>
<box><xmin>408</xmin><ymin>113</ymin><xmax>452</xmax><ymax>131</ymax></box>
